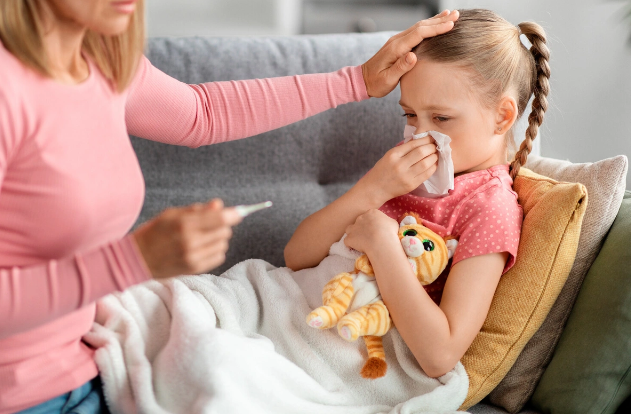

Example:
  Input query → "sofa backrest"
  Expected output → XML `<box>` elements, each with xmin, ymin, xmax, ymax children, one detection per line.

<box><xmin>133</xmin><ymin>33</ymin><xmax>403</xmax><ymax>273</ymax></box>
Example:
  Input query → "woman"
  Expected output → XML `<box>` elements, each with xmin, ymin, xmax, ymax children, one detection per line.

<box><xmin>0</xmin><ymin>0</ymin><xmax>458</xmax><ymax>413</ymax></box>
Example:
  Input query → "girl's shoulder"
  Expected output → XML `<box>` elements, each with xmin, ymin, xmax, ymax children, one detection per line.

<box><xmin>456</xmin><ymin>164</ymin><xmax>519</xmax><ymax>208</ymax></box>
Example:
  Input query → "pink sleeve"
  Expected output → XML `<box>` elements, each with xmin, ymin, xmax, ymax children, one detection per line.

<box><xmin>452</xmin><ymin>187</ymin><xmax>523</xmax><ymax>274</ymax></box>
<box><xmin>125</xmin><ymin>56</ymin><xmax>370</xmax><ymax>147</ymax></box>
<box><xmin>0</xmin><ymin>235</ymin><xmax>151</xmax><ymax>339</ymax></box>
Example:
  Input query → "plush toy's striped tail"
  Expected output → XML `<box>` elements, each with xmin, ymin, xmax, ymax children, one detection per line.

<box><xmin>361</xmin><ymin>335</ymin><xmax>387</xmax><ymax>379</ymax></box>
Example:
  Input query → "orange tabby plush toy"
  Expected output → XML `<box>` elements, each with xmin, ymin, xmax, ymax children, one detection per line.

<box><xmin>306</xmin><ymin>212</ymin><xmax>458</xmax><ymax>379</ymax></box>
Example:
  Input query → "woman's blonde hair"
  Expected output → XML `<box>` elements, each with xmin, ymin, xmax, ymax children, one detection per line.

<box><xmin>414</xmin><ymin>9</ymin><xmax>551</xmax><ymax>179</ymax></box>
<box><xmin>0</xmin><ymin>0</ymin><xmax>145</xmax><ymax>92</ymax></box>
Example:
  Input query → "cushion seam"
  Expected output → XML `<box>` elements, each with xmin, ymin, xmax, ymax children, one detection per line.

<box><xmin>601</xmin><ymin>362</ymin><xmax>631</xmax><ymax>414</ymax></box>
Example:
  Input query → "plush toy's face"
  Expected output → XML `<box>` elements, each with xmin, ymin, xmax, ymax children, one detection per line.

<box><xmin>398</xmin><ymin>215</ymin><xmax>453</xmax><ymax>285</ymax></box>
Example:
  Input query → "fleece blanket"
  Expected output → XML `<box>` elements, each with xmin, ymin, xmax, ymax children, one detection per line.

<box><xmin>83</xmin><ymin>239</ymin><xmax>469</xmax><ymax>414</ymax></box>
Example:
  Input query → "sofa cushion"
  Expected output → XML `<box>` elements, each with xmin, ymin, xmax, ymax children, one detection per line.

<box><xmin>488</xmin><ymin>155</ymin><xmax>629</xmax><ymax>412</ymax></box>
<box><xmin>460</xmin><ymin>168</ymin><xmax>587</xmax><ymax>410</ymax></box>
<box><xmin>529</xmin><ymin>191</ymin><xmax>631</xmax><ymax>414</ymax></box>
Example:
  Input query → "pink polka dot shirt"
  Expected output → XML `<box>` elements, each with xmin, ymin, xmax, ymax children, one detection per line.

<box><xmin>379</xmin><ymin>164</ymin><xmax>523</xmax><ymax>304</ymax></box>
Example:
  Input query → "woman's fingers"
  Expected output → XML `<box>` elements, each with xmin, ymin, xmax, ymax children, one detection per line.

<box><xmin>133</xmin><ymin>198</ymin><xmax>246</xmax><ymax>278</ymax></box>
<box><xmin>187</xmin><ymin>203</ymin><xmax>242</xmax><ymax>231</ymax></box>
<box><xmin>386</xmin><ymin>10</ymin><xmax>458</xmax><ymax>47</ymax></box>
<box><xmin>186</xmin><ymin>224</ymin><xmax>233</xmax><ymax>251</ymax></box>
<box><xmin>187</xmin><ymin>238</ymin><xmax>230</xmax><ymax>273</ymax></box>
<box><xmin>385</xmin><ymin>9</ymin><xmax>454</xmax><ymax>45</ymax></box>
<box><xmin>390</xmin><ymin>13</ymin><xmax>458</xmax><ymax>59</ymax></box>
<box><xmin>362</xmin><ymin>10</ymin><xmax>458</xmax><ymax>98</ymax></box>
<box><xmin>383</xmin><ymin>19</ymin><xmax>458</xmax><ymax>87</ymax></box>
<box><xmin>196</xmin><ymin>252</ymin><xmax>229</xmax><ymax>274</ymax></box>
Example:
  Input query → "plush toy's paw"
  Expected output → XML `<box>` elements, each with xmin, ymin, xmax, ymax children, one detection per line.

<box><xmin>337</xmin><ymin>321</ymin><xmax>360</xmax><ymax>342</ymax></box>
<box><xmin>339</xmin><ymin>326</ymin><xmax>353</xmax><ymax>341</ymax></box>
<box><xmin>306</xmin><ymin>308</ymin><xmax>337</xmax><ymax>329</ymax></box>
<box><xmin>307</xmin><ymin>314</ymin><xmax>324</xmax><ymax>328</ymax></box>
<box><xmin>360</xmin><ymin>357</ymin><xmax>387</xmax><ymax>379</ymax></box>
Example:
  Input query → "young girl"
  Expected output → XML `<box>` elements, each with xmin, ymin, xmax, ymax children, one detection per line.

<box><xmin>285</xmin><ymin>9</ymin><xmax>550</xmax><ymax>379</ymax></box>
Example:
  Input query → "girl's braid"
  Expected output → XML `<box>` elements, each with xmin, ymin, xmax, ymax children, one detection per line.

<box><xmin>510</xmin><ymin>22</ymin><xmax>551</xmax><ymax>180</ymax></box>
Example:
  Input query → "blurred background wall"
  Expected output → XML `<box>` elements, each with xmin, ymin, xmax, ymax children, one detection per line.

<box><xmin>147</xmin><ymin>0</ymin><xmax>631</xmax><ymax>187</ymax></box>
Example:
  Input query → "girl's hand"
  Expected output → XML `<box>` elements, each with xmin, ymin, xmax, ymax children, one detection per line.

<box><xmin>132</xmin><ymin>199</ymin><xmax>242</xmax><ymax>278</ymax></box>
<box><xmin>361</xmin><ymin>10</ymin><xmax>459</xmax><ymax>98</ymax></box>
<box><xmin>356</xmin><ymin>137</ymin><xmax>438</xmax><ymax>206</ymax></box>
<box><xmin>344</xmin><ymin>209</ymin><xmax>399</xmax><ymax>255</ymax></box>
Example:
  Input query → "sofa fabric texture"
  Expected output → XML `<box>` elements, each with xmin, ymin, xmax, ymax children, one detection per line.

<box><xmin>488</xmin><ymin>155</ymin><xmax>629</xmax><ymax>412</ymax></box>
<box><xmin>460</xmin><ymin>168</ymin><xmax>588</xmax><ymax>410</ymax></box>
<box><xmin>530</xmin><ymin>191</ymin><xmax>631</xmax><ymax>414</ymax></box>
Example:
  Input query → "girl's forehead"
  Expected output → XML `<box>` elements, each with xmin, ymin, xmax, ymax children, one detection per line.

<box><xmin>400</xmin><ymin>60</ymin><xmax>478</xmax><ymax>109</ymax></box>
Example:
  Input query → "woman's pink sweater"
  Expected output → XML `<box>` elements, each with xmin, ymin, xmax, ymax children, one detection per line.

<box><xmin>0</xmin><ymin>42</ymin><xmax>368</xmax><ymax>413</ymax></box>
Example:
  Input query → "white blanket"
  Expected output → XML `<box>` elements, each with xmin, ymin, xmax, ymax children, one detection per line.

<box><xmin>83</xmin><ymin>240</ymin><xmax>469</xmax><ymax>414</ymax></box>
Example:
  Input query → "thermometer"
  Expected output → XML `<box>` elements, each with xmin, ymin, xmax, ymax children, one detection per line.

<box><xmin>234</xmin><ymin>201</ymin><xmax>273</xmax><ymax>218</ymax></box>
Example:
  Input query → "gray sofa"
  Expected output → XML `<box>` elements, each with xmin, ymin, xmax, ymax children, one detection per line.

<box><xmin>129</xmin><ymin>33</ymin><xmax>591</xmax><ymax>414</ymax></box>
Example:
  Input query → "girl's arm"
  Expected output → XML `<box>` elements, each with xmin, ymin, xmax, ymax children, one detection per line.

<box><xmin>284</xmin><ymin>137</ymin><xmax>438</xmax><ymax>271</ymax></box>
<box><xmin>344</xmin><ymin>209</ymin><xmax>507</xmax><ymax>378</ymax></box>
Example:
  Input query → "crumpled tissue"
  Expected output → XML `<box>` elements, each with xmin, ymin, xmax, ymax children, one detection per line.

<box><xmin>403</xmin><ymin>124</ymin><xmax>455</xmax><ymax>198</ymax></box>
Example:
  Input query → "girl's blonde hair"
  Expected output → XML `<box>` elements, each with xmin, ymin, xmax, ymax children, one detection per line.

<box><xmin>0</xmin><ymin>0</ymin><xmax>145</xmax><ymax>92</ymax></box>
<box><xmin>414</xmin><ymin>9</ymin><xmax>551</xmax><ymax>179</ymax></box>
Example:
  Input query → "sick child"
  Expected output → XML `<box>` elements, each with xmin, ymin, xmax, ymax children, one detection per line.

<box><xmin>285</xmin><ymin>9</ymin><xmax>550</xmax><ymax>378</ymax></box>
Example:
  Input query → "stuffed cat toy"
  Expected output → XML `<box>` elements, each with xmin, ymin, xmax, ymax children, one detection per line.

<box><xmin>306</xmin><ymin>212</ymin><xmax>458</xmax><ymax>379</ymax></box>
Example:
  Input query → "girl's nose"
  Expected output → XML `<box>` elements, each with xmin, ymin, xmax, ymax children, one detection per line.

<box><xmin>414</xmin><ymin>123</ymin><xmax>431</xmax><ymax>135</ymax></box>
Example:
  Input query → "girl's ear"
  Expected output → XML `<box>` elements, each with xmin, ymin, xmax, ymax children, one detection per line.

<box><xmin>495</xmin><ymin>95</ymin><xmax>518</xmax><ymax>135</ymax></box>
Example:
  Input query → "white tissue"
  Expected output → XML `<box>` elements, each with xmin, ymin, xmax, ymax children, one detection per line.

<box><xmin>403</xmin><ymin>125</ymin><xmax>455</xmax><ymax>198</ymax></box>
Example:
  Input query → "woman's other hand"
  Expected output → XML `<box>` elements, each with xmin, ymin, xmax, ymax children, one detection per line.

<box><xmin>132</xmin><ymin>199</ymin><xmax>242</xmax><ymax>278</ymax></box>
<box><xmin>356</xmin><ymin>137</ymin><xmax>438</xmax><ymax>206</ymax></box>
<box><xmin>344</xmin><ymin>209</ymin><xmax>399</xmax><ymax>255</ymax></box>
<box><xmin>361</xmin><ymin>9</ymin><xmax>459</xmax><ymax>98</ymax></box>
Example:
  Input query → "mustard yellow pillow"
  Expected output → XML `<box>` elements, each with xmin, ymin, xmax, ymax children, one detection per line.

<box><xmin>459</xmin><ymin>168</ymin><xmax>588</xmax><ymax>410</ymax></box>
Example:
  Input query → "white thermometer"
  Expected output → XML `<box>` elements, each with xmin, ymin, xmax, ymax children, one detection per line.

<box><xmin>234</xmin><ymin>201</ymin><xmax>273</xmax><ymax>218</ymax></box>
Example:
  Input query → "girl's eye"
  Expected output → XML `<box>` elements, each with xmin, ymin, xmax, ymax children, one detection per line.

<box><xmin>402</xmin><ymin>113</ymin><xmax>417</xmax><ymax>118</ymax></box>
<box><xmin>422</xmin><ymin>239</ymin><xmax>435</xmax><ymax>251</ymax></box>
<box><xmin>434</xmin><ymin>116</ymin><xmax>449</xmax><ymax>122</ymax></box>
<box><xmin>403</xmin><ymin>229</ymin><xmax>418</xmax><ymax>237</ymax></box>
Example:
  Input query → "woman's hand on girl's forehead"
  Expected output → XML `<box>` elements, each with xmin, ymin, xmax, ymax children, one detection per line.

<box><xmin>361</xmin><ymin>10</ymin><xmax>459</xmax><ymax>99</ymax></box>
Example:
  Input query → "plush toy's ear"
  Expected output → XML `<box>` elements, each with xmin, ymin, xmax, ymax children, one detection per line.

<box><xmin>398</xmin><ymin>211</ymin><xmax>423</xmax><ymax>227</ymax></box>
<box><xmin>445</xmin><ymin>237</ymin><xmax>458</xmax><ymax>260</ymax></box>
<box><xmin>399</xmin><ymin>215</ymin><xmax>417</xmax><ymax>227</ymax></box>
